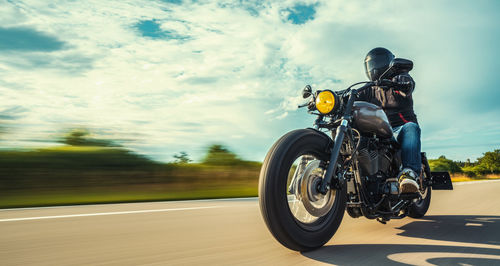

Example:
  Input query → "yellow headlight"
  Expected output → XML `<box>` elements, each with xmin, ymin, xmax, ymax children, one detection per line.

<box><xmin>315</xmin><ymin>90</ymin><xmax>336</xmax><ymax>114</ymax></box>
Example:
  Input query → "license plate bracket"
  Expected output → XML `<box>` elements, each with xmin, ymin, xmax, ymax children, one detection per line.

<box><xmin>431</xmin><ymin>171</ymin><xmax>453</xmax><ymax>190</ymax></box>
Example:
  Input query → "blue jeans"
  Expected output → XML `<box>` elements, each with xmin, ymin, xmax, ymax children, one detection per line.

<box><xmin>392</xmin><ymin>122</ymin><xmax>421</xmax><ymax>175</ymax></box>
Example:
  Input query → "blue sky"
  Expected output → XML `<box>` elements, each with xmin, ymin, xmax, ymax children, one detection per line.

<box><xmin>0</xmin><ymin>0</ymin><xmax>499</xmax><ymax>162</ymax></box>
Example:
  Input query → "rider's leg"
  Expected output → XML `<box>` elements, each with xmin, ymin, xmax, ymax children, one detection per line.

<box><xmin>393</xmin><ymin>122</ymin><xmax>421</xmax><ymax>193</ymax></box>
<box><xmin>396</xmin><ymin>122</ymin><xmax>421</xmax><ymax>175</ymax></box>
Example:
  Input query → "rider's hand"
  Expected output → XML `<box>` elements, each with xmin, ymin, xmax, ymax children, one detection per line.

<box><xmin>392</xmin><ymin>74</ymin><xmax>414</xmax><ymax>94</ymax></box>
<box><xmin>375</xmin><ymin>79</ymin><xmax>395</xmax><ymax>88</ymax></box>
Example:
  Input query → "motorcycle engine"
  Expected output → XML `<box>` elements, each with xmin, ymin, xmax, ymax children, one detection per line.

<box><xmin>357</xmin><ymin>137</ymin><xmax>392</xmax><ymax>176</ymax></box>
<box><xmin>357</xmin><ymin>137</ymin><xmax>395</xmax><ymax>202</ymax></box>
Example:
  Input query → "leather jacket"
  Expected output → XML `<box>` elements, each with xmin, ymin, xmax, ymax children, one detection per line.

<box><xmin>358</xmin><ymin>73</ymin><xmax>418</xmax><ymax>128</ymax></box>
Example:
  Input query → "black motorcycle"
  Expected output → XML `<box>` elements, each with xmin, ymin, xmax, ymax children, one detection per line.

<box><xmin>258</xmin><ymin>58</ymin><xmax>453</xmax><ymax>251</ymax></box>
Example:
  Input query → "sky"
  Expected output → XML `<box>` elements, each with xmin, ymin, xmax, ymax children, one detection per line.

<box><xmin>0</xmin><ymin>0</ymin><xmax>499</xmax><ymax>162</ymax></box>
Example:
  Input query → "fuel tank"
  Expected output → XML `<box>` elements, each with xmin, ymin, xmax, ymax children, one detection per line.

<box><xmin>352</xmin><ymin>101</ymin><xmax>393</xmax><ymax>138</ymax></box>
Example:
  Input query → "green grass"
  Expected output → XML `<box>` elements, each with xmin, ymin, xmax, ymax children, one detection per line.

<box><xmin>450</xmin><ymin>174</ymin><xmax>500</xmax><ymax>182</ymax></box>
<box><xmin>0</xmin><ymin>186</ymin><xmax>258</xmax><ymax>209</ymax></box>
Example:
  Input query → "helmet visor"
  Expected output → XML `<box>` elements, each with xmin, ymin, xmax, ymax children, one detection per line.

<box><xmin>365</xmin><ymin>53</ymin><xmax>393</xmax><ymax>71</ymax></box>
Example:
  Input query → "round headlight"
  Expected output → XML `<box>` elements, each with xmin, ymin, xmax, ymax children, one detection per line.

<box><xmin>315</xmin><ymin>90</ymin><xmax>337</xmax><ymax>114</ymax></box>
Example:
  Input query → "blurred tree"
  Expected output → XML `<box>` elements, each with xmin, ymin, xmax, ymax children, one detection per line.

<box><xmin>432</xmin><ymin>149</ymin><xmax>500</xmax><ymax>177</ymax></box>
<box><xmin>202</xmin><ymin>144</ymin><xmax>241</xmax><ymax>165</ymax></box>
<box><xmin>173</xmin><ymin>151</ymin><xmax>192</xmax><ymax>164</ymax></box>
<box><xmin>477</xmin><ymin>149</ymin><xmax>500</xmax><ymax>174</ymax></box>
<box><xmin>428</xmin><ymin>155</ymin><xmax>462</xmax><ymax>173</ymax></box>
<box><xmin>462</xmin><ymin>164</ymin><xmax>488</xmax><ymax>177</ymax></box>
<box><xmin>62</xmin><ymin>128</ymin><xmax>118</xmax><ymax>147</ymax></box>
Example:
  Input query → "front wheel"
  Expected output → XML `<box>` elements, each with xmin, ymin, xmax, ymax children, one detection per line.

<box><xmin>259</xmin><ymin>129</ymin><xmax>346</xmax><ymax>251</ymax></box>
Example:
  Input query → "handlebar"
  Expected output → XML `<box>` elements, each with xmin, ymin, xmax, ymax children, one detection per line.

<box><xmin>375</xmin><ymin>79</ymin><xmax>395</xmax><ymax>87</ymax></box>
<box><xmin>342</xmin><ymin>79</ymin><xmax>396</xmax><ymax>94</ymax></box>
<box><xmin>297</xmin><ymin>79</ymin><xmax>399</xmax><ymax>110</ymax></box>
<box><xmin>335</xmin><ymin>81</ymin><xmax>374</xmax><ymax>96</ymax></box>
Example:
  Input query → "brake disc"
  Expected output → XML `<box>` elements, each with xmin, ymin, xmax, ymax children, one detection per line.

<box><xmin>299</xmin><ymin>160</ymin><xmax>336</xmax><ymax>217</ymax></box>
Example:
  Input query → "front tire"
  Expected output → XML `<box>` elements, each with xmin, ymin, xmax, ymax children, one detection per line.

<box><xmin>259</xmin><ymin>129</ymin><xmax>346</xmax><ymax>251</ymax></box>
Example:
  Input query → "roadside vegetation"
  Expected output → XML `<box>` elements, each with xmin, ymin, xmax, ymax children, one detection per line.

<box><xmin>0</xmin><ymin>130</ymin><xmax>259</xmax><ymax>208</ymax></box>
<box><xmin>428</xmin><ymin>150</ymin><xmax>500</xmax><ymax>182</ymax></box>
<box><xmin>1</xmin><ymin>129</ymin><xmax>498</xmax><ymax>208</ymax></box>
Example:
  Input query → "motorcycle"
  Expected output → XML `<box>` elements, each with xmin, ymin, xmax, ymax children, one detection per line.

<box><xmin>258</xmin><ymin>58</ymin><xmax>453</xmax><ymax>251</ymax></box>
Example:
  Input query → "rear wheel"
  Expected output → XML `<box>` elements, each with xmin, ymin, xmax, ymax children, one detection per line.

<box><xmin>408</xmin><ymin>166</ymin><xmax>432</xmax><ymax>218</ymax></box>
<box><xmin>259</xmin><ymin>129</ymin><xmax>346</xmax><ymax>251</ymax></box>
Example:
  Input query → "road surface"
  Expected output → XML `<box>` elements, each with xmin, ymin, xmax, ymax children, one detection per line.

<box><xmin>1</xmin><ymin>180</ymin><xmax>500</xmax><ymax>265</ymax></box>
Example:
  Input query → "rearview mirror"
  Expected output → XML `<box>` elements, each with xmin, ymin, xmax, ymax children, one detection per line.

<box><xmin>389</xmin><ymin>58</ymin><xmax>413</xmax><ymax>73</ymax></box>
<box><xmin>380</xmin><ymin>58</ymin><xmax>414</xmax><ymax>79</ymax></box>
<box><xmin>302</xmin><ymin>85</ymin><xmax>312</xmax><ymax>98</ymax></box>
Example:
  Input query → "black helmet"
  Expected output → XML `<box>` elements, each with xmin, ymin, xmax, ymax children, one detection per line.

<box><xmin>364</xmin><ymin>47</ymin><xmax>395</xmax><ymax>81</ymax></box>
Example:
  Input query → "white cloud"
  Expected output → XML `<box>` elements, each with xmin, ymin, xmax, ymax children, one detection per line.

<box><xmin>0</xmin><ymin>0</ymin><xmax>498</xmax><ymax>162</ymax></box>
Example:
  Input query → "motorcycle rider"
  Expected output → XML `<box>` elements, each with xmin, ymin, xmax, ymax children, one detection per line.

<box><xmin>358</xmin><ymin>47</ymin><xmax>420</xmax><ymax>194</ymax></box>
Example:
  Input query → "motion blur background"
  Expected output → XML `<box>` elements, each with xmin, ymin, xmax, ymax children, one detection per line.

<box><xmin>1</xmin><ymin>0</ymin><xmax>499</xmax><ymax>207</ymax></box>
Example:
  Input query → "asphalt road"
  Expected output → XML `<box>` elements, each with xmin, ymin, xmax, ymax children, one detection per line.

<box><xmin>1</xmin><ymin>180</ymin><xmax>500</xmax><ymax>265</ymax></box>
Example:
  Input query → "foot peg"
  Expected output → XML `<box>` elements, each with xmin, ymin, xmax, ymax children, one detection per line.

<box><xmin>399</xmin><ymin>193</ymin><xmax>419</xmax><ymax>200</ymax></box>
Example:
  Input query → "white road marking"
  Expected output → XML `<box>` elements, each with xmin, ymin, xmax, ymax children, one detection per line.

<box><xmin>388</xmin><ymin>252</ymin><xmax>500</xmax><ymax>266</ymax></box>
<box><xmin>454</xmin><ymin>179</ymin><xmax>500</xmax><ymax>186</ymax></box>
<box><xmin>465</xmin><ymin>223</ymin><xmax>483</xmax><ymax>227</ymax></box>
<box><xmin>0</xmin><ymin>197</ymin><xmax>257</xmax><ymax>211</ymax></box>
<box><xmin>0</xmin><ymin>206</ymin><xmax>222</xmax><ymax>222</ymax></box>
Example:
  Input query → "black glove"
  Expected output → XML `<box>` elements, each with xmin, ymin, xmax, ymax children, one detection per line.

<box><xmin>375</xmin><ymin>79</ymin><xmax>395</xmax><ymax>89</ymax></box>
<box><xmin>392</xmin><ymin>74</ymin><xmax>415</xmax><ymax>94</ymax></box>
